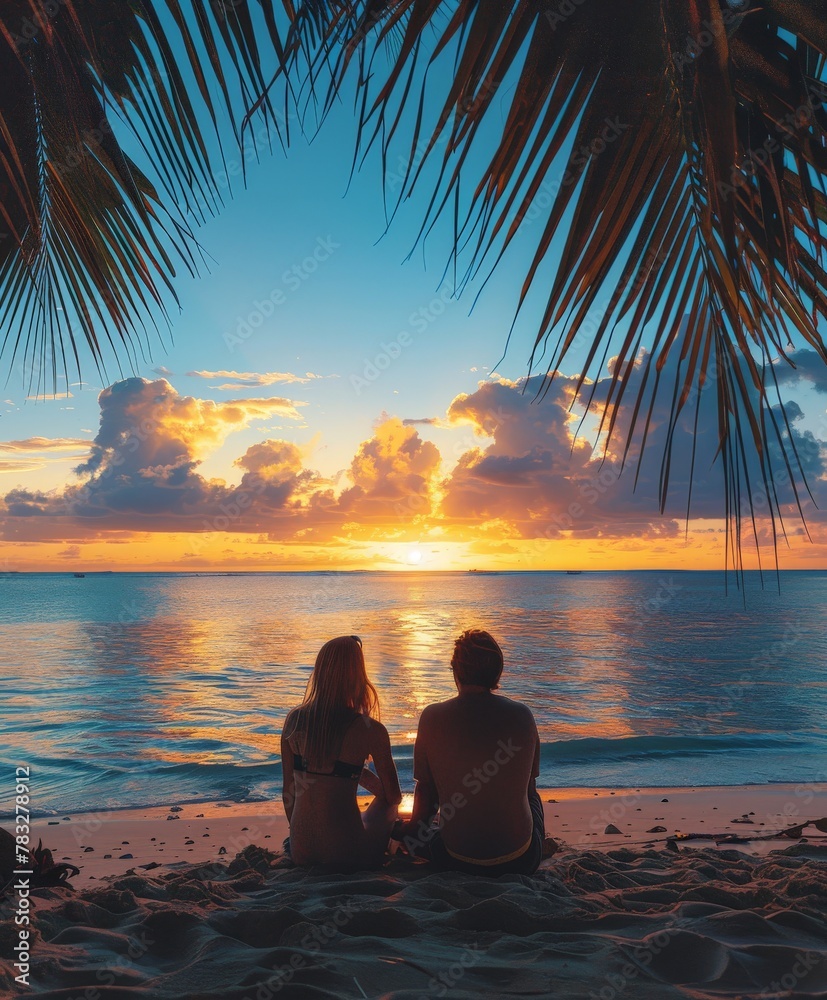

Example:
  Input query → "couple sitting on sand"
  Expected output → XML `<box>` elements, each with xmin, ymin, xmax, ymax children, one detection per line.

<box><xmin>281</xmin><ymin>629</ymin><xmax>547</xmax><ymax>875</ymax></box>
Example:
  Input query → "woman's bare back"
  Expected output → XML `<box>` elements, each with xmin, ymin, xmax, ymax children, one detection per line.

<box><xmin>281</xmin><ymin>711</ymin><xmax>401</xmax><ymax>868</ymax></box>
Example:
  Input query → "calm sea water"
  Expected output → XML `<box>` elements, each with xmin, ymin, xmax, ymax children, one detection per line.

<box><xmin>1</xmin><ymin>571</ymin><xmax>825</xmax><ymax>816</ymax></box>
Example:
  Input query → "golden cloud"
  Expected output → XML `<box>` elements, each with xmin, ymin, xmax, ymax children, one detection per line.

<box><xmin>186</xmin><ymin>369</ymin><xmax>329</xmax><ymax>390</ymax></box>
<box><xmin>0</xmin><ymin>437</ymin><xmax>92</xmax><ymax>453</ymax></box>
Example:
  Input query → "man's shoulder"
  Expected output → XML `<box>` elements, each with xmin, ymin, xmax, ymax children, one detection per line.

<box><xmin>493</xmin><ymin>693</ymin><xmax>535</xmax><ymax>715</ymax></box>
<box><xmin>491</xmin><ymin>695</ymin><xmax>539</xmax><ymax>731</ymax></box>
<box><xmin>421</xmin><ymin>694</ymin><xmax>536</xmax><ymax>724</ymax></box>
<box><xmin>419</xmin><ymin>698</ymin><xmax>456</xmax><ymax>721</ymax></box>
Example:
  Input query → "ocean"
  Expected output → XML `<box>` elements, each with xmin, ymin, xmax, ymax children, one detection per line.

<box><xmin>1</xmin><ymin>570</ymin><xmax>825</xmax><ymax>816</ymax></box>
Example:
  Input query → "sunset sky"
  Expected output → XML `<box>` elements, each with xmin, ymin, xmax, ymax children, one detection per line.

<box><xmin>2</xmin><ymin>64</ymin><xmax>826</xmax><ymax>573</ymax></box>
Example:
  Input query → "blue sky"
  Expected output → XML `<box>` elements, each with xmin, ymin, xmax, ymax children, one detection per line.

<box><xmin>2</xmin><ymin>43</ymin><xmax>576</xmax><ymax>489</ymax></box>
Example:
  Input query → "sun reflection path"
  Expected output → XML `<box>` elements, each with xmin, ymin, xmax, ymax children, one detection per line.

<box><xmin>395</xmin><ymin>608</ymin><xmax>456</xmax><ymax>720</ymax></box>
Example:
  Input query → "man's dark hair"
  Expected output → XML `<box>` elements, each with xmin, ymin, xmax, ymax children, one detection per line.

<box><xmin>451</xmin><ymin>629</ymin><xmax>503</xmax><ymax>689</ymax></box>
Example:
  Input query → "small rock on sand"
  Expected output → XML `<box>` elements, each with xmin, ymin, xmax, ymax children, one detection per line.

<box><xmin>119</xmin><ymin>853</ymin><xmax>133</xmax><ymax>860</ymax></box>
<box><xmin>647</xmin><ymin>826</ymin><xmax>667</xmax><ymax>833</ymax></box>
<box><xmin>604</xmin><ymin>824</ymin><xmax>622</xmax><ymax>834</ymax></box>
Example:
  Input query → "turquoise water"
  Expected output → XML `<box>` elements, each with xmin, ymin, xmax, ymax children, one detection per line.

<box><xmin>1</xmin><ymin>570</ymin><xmax>825</xmax><ymax>815</ymax></box>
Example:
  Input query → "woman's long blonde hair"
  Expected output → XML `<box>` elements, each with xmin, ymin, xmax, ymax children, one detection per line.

<box><xmin>286</xmin><ymin>636</ymin><xmax>379</xmax><ymax>765</ymax></box>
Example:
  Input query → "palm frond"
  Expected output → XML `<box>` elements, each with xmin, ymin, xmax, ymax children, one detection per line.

<box><xmin>276</xmin><ymin>0</ymin><xmax>827</xmax><ymax>576</ymax></box>
<box><xmin>0</xmin><ymin>0</ymin><xmax>287</xmax><ymax>394</ymax></box>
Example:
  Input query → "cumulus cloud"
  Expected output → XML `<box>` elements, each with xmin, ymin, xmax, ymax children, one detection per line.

<box><xmin>77</xmin><ymin>378</ymin><xmax>304</xmax><ymax>478</ymax></box>
<box><xmin>441</xmin><ymin>374</ymin><xmax>650</xmax><ymax>537</ymax></box>
<box><xmin>588</xmin><ymin>349</ymin><xmax>827</xmax><ymax>519</ymax></box>
<box><xmin>0</xmin><ymin>398</ymin><xmax>443</xmax><ymax>545</ymax></box>
<box><xmin>0</xmin><ymin>378</ymin><xmax>311</xmax><ymax>537</ymax></box>
<box><xmin>2</xmin><ymin>357</ymin><xmax>825</xmax><ymax>553</ymax></box>
<box><xmin>231</xmin><ymin>440</ymin><xmax>320</xmax><ymax>517</ymax></box>
<box><xmin>336</xmin><ymin>418</ymin><xmax>441</xmax><ymax>524</ymax></box>
<box><xmin>440</xmin><ymin>352</ymin><xmax>827</xmax><ymax>539</ymax></box>
<box><xmin>772</xmin><ymin>349</ymin><xmax>827</xmax><ymax>394</ymax></box>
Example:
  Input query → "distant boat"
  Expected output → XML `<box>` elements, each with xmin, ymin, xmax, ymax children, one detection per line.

<box><xmin>566</xmin><ymin>570</ymin><xmax>583</xmax><ymax>575</ymax></box>
<box><xmin>73</xmin><ymin>572</ymin><xmax>86</xmax><ymax>578</ymax></box>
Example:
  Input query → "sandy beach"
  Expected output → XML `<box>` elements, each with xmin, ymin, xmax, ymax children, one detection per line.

<box><xmin>3</xmin><ymin>784</ymin><xmax>826</xmax><ymax>998</ymax></box>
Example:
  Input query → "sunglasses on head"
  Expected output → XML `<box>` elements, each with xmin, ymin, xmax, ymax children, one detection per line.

<box><xmin>350</xmin><ymin>635</ymin><xmax>362</xmax><ymax>647</ymax></box>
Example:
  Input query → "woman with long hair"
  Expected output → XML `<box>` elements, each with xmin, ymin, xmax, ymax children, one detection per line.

<box><xmin>281</xmin><ymin>635</ymin><xmax>401</xmax><ymax>868</ymax></box>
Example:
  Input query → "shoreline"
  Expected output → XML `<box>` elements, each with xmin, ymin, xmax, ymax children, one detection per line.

<box><xmin>7</xmin><ymin>774</ymin><xmax>817</xmax><ymax>823</ymax></box>
<box><xmin>19</xmin><ymin>783</ymin><xmax>825</xmax><ymax>887</ymax></box>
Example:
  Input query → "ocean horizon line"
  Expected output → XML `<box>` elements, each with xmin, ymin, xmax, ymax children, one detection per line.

<box><xmin>2</xmin><ymin>567</ymin><xmax>827</xmax><ymax>576</ymax></box>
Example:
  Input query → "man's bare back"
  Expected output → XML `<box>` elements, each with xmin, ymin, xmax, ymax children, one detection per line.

<box><xmin>398</xmin><ymin>629</ymin><xmax>545</xmax><ymax>874</ymax></box>
<box><xmin>411</xmin><ymin>691</ymin><xmax>540</xmax><ymax>860</ymax></box>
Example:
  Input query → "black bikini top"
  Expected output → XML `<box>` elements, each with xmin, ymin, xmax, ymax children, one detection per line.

<box><xmin>289</xmin><ymin>714</ymin><xmax>363</xmax><ymax>780</ymax></box>
<box><xmin>292</xmin><ymin>754</ymin><xmax>362</xmax><ymax>780</ymax></box>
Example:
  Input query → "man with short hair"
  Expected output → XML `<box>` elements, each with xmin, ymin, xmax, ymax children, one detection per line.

<box><xmin>395</xmin><ymin>628</ymin><xmax>547</xmax><ymax>875</ymax></box>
